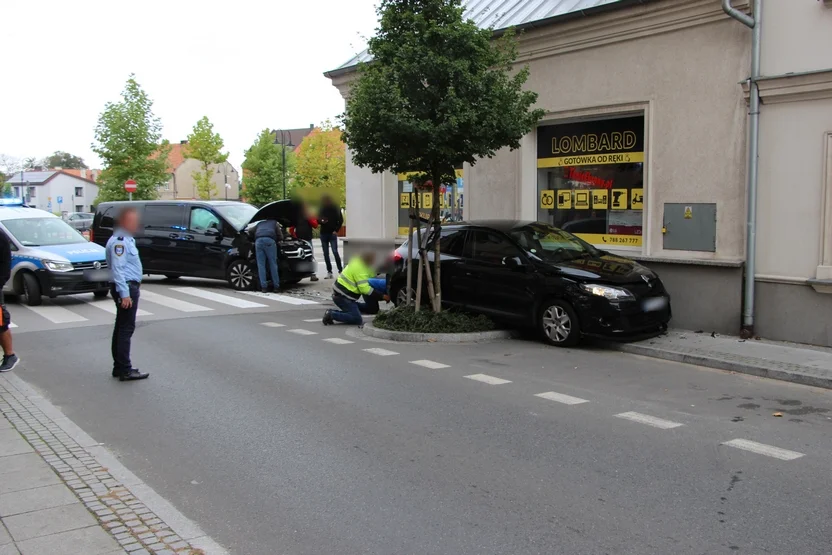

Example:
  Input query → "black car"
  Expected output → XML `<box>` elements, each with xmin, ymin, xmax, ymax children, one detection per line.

<box><xmin>91</xmin><ymin>200</ymin><xmax>316</xmax><ymax>290</ymax></box>
<box><xmin>388</xmin><ymin>221</ymin><xmax>671</xmax><ymax>346</ymax></box>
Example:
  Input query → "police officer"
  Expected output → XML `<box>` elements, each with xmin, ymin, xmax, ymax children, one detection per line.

<box><xmin>106</xmin><ymin>207</ymin><xmax>148</xmax><ymax>382</ymax></box>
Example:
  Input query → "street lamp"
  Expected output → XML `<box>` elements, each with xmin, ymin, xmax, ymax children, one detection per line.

<box><xmin>216</xmin><ymin>162</ymin><xmax>236</xmax><ymax>201</ymax></box>
<box><xmin>273</xmin><ymin>130</ymin><xmax>295</xmax><ymax>200</ymax></box>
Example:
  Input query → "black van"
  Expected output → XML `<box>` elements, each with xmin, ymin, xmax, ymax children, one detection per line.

<box><xmin>91</xmin><ymin>200</ymin><xmax>316</xmax><ymax>290</ymax></box>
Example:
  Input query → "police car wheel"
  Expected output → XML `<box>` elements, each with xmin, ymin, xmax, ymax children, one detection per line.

<box><xmin>94</xmin><ymin>289</ymin><xmax>109</xmax><ymax>298</ymax></box>
<box><xmin>227</xmin><ymin>260</ymin><xmax>255</xmax><ymax>291</ymax></box>
<box><xmin>22</xmin><ymin>273</ymin><xmax>43</xmax><ymax>307</ymax></box>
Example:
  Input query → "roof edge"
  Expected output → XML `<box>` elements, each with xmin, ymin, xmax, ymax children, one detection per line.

<box><xmin>323</xmin><ymin>0</ymin><xmax>651</xmax><ymax>79</ymax></box>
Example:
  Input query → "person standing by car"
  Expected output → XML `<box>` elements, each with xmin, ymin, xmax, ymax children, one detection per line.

<box><xmin>106</xmin><ymin>207</ymin><xmax>148</xmax><ymax>382</ymax></box>
<box><xmin>255</xmin><ymin>219</ymin><xmax>283</xmax><ymax>293</ymax></box>
<box><xmin>294</xmin><ymin>205</ymin><xmax>319</xmax><ymax>282</ymax></box>
<box><xmin>323</xmin><ymin>251</ymin><xmax>388</xmax><ymax>326</ymax></box>
<box><xmin>0</xmin><ymin>230</ymin><xmax>20</xmax><ymax>372</ymax></box>
<box><xmin>317</xmin><ymin>195</ymin><xmax>343</xmax><ymax>279</ymax></box>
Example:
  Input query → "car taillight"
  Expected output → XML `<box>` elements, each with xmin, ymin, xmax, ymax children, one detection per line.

<box><xmin>393</xmin><ymin>251</ymin><xmax>403</xmax><ymax>263</ymax></box>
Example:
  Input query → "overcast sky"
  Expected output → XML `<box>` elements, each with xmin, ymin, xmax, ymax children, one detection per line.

<box><xmin>1</xmin><ymin>0</ymin><xmax>378</xmax><ymax>172</ymax></box>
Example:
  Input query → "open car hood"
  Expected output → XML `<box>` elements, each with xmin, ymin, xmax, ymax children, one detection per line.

<box><xmin>249</xmin><ymin>200</ymin><xmax>299</xmax><ymax>227</ymax></box>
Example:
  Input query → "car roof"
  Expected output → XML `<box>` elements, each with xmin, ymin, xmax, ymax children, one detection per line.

<box><xmin>445</xmin><ymin>220</ymin><xmax>536</xmax><ymax>232</ymax></box>
<box><xmin>98</xmin><ymin>200</ymin><xmax>244</xmax><ymax>207</ymax></box>
<box><xmin>0</xmin><ymin>206</ymin><xmax>58</xmax><ymax>220</ymax></box>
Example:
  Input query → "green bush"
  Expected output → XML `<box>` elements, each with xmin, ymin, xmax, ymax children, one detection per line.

<box><xmin>374</xmin><ymin>306</ymin><xmax>494</xmax><ymax>333</ymax></box>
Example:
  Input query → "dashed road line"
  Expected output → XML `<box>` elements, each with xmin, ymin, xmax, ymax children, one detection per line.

<box><xmin>535</xmin><ymin>391</ymin><xmax>589</xmax><ymax>405</ymax></box>
<box><xmin>323</xmin><ymin>338</ymin><xmax>354</xmax><ymax>345</ymax></box>
<box><xmin>140</xmin><ymin>290</ymin><xmax>213</xmax><ymax>313</ymax></box>
<box><xmin>363</xmin><ymin>348</ymin><xmax>399</xmax><ymax>356</ymax></box>
<box><xmin>465</xmin><ymin>374</ymin><xmax>511</xmax><ymax>385</ymax></box>
<box><xmin>615</xmin><ymin>411</ymin><xmax>683</xmax><ymax>429</ymax></box>
<box><xmin>288</xmin><ymin>328</ymin><xmax>318</xmax><ymax>336</ymax></box>
<box><xmin>261</xmin><ymin>322</ymin><xmax>285</xmax><ymax>328</ymax></box>
<box><xmin>303</xmin><ymin>318</ymin><xmax>321</xmax><ymax>323</ymax></box>
<box><xmin>722</xmin><ymin>439</ymin><xmax>805</xmax><ymax>461</ymax></box>
<box><xmin>173</xmin><ymin>287</ymin><xmax>268</xmax><ymax>308</ymax></box>
<box><xmin>410</xmin><ymin>360</ymin><xmax>450</xmax><ymax>369</ymax></box>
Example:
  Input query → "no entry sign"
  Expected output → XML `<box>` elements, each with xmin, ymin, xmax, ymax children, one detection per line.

<box><xmin>124</xmin><ymin>180</ymin><xmax>138</xmax><ymax>193</ymax></box>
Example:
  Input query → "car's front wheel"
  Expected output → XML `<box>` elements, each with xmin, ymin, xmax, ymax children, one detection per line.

<box><xmin>93</xmin><ymin>288</ymin><xmax>109</xmax><ymax>298</ymax></box>
<box><xmin>21</xmin><ymin>273</ymin><xmax>43</xmax><ymax>307</ymax></box>
<box><xmin>539</xmin><ymin>299</ymin><xmax>580</xmax><ymax>347</ymax></box>
<box><xmin>227</xmin><ymin>260</ymin><xmax>256</xmax><ymax>291</ymax></box>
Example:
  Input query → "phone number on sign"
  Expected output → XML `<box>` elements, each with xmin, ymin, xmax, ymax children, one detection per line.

<box><xmin>576</xmin><ymin>234</ymin><xmax>643</xmax><ymax>247</ymax></box>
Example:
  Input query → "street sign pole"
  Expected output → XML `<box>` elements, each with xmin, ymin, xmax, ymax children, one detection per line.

<box><xmin>129</xmin><ymin>192</ymin><xmax>133</xmax><ymax>201</ymax></box>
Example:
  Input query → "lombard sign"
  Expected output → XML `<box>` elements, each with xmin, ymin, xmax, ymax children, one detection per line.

<box><xmin>537</xmin><ymin>115</ymin><xmax>645</xmax><ymax>168</ymax></box>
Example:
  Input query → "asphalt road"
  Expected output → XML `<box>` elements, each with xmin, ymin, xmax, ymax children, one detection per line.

<box><xmin>11</xmin><ymin>304</ymin><xmax>832</xmax><ymax>555</ymax></box>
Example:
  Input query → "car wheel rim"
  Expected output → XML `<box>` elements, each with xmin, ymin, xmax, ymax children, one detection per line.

<box><xmin>543</xmin><ymin>305</ymin><xmax>571</xmax><ymax>343</ymax></box>
<box><xmin>230</xmin><ymin>264</ymin><xmax>252</xmax><ymax>289</ymax></box>
<box><xmin>397</xmin><ymin>288</ymin><xmax>413</xmax><ymax>305</ymax></box>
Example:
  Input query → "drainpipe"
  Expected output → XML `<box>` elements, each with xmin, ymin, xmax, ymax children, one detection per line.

<box><xmin>723</xmin><ymin>0</ymin><xmax>761</xmax><ymax>338</ymax></box>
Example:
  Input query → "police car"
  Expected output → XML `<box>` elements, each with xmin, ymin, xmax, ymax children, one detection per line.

<box><xmin>0</xmin><ymin>200</ymin><xmax>110</xmax><ymax>306</ymax></box>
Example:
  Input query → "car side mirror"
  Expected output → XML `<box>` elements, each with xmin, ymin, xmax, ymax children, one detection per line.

<box><xmin>502</xmin><ymin>256</ymin><xmax>523</xmax><ymax>269</ymax></box>
<box><xmin>205</xmin><ymin>226</ymin><xmax>220</xmax><ymax>237</ymax></box>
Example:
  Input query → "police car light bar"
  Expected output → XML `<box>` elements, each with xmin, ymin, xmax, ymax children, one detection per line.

<box><xmin>0</xmin><ymin>198</ymin><xmax>25</xmax><ymax>206</ymax></box>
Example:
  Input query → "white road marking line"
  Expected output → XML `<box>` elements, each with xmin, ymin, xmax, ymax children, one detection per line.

<box><xmin>465</xmin><ymin>373</ymin><xmax>512</xmax><ymax>385</ymax></box>
<box><xmin>260</xmin><ymin>322</ymin><xmax>285</xmax><ymax>328</ymax></box>
<box><xmin>8</xmin><ymin>322</ymin><xmax>17</xmax><ymax>328</ymax></box>
<box><xmin>140</xmin><ymin>290</ymin><xmax>213</xmax><ymax>313</ymax></box>
<box><xmin>81</xmin><ymin>298</ymin><xmax>152</xmax><ymax>316</ymax></box>
<box><xmin>323</xmin><ymin>338</ymin><xmax>354</xmax><ymax>345</ymax></box>
<box><xmin>722</xmin><ymin>439</ymin><xmax>805</xmax><ymax>461</ymax></box>
<box><xmin>288</xmin><ymin>329</ymin><xmax>318</xmax><ymax>335</ymax></box>
<box><xmin>363</xmin><ymin>348</ymin><xmax>399</xmax><ymax>356</ymax></box>
<box><xmin>239</xmin><ymin>291</ymin><xmax>319</xmax><ymax>305</ymax></box>
<box><xmin>410</xmin><ymin>360</ymin><xmax>450</xmax><ymax>369</ymax></box>
<box><xmin>303</xmin><ymin>318</ymin><xmax>320</xmax><ymax>323</ymax></box>
<box><xmin>22</xmin><ymin>305</ymin><xmax>88</xmax><ymax>324</ymax></box>
<box><xmin>615</xmin><ymin>411</ymin><xmax>683</xmax><ymax>429</ymax></box>
<box><xmin>535</xmin><ymin>391</ymin><xmax>589</xmax><ymax>405</ymax></box>
<box><xmin>172</xmin><ymin>287</ymin><xmax>267</xmax><ymax>309</ymax></box>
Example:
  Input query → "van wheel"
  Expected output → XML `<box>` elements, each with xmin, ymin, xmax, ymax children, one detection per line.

<box><xmin>227</xmin><ymin>260</ymin><xmax>255</xmax><ymax>291</ymax></box>
<box><xmin>539</xmin><ymin>299</ymin><xmax>580</xmax><ymax>347</ymax></box>
<box><xmin>22</xmin><ymin>273</ymin><xmax>43</xmax><ymax>306</ymax></box>
<box><xmin>93</xmin><ymin>289</ymin><xmax>109</xmax><ymax>298</ymax></box>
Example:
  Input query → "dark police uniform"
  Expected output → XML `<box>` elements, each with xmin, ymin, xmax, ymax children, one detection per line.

<box><xmin>106</xmin><ymin>229</ymin><xmax>143</xmax><ymax>378</ymax></box>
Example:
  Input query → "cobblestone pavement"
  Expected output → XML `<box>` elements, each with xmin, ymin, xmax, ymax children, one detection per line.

<box><xmin>0</xmin><ymin>373</ymin><xmax>226</xmax><ymax>555</ymax></box>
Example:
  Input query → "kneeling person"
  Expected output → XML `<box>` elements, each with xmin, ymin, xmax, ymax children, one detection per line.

<box><xmin>323</xmin><ymin>252</ymin><xmax>387</xmax><ymax>326</ymax></box>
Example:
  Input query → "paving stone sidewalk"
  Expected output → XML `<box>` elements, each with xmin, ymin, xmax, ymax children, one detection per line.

<box><xmin>0</xmin><ymin>373</ymin><xmax>226</xmax><ymax>555</ymax></box>
<box><xmin>604</xmin><ymin>329</ymin><xmax>832</xmax><ymax>389</ymax></box>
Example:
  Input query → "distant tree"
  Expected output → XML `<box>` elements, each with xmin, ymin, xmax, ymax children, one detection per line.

<box><xmin>185</xmin><ymin>116</ymin><xmax>228</xmax><ymax>200</ymax></box>
<box><xmin>43</xmin><ymin>151</ymin><xmax>88</xmax><ymax>169</ymax></box>
<box><xmin>0</xmin><ymin>154</ymin><xmax>22</xmax><ymax>176</ymax></box>
<box><xmin>22</xmin><ymin>157</ymin><xmax>46</xmax><ymax>171</ymax></box>
<box><xmin>294</xmin><ymin>120</ymin><xmax>346</xmax><ymax>206</ymax></box>
<box><xmin>341</xmin><ymin>0</ymin><xmax>543</xmax><ymax>311</ymax></box>
<box><xmin>92</xmin><ymin>75</ymin><xmax>171</xmax><ymax>202</ymax></box>
<box><xmin>241</xmin><ymin>129</ymin><xmax>295</xmax><ymax>207</ymax></box>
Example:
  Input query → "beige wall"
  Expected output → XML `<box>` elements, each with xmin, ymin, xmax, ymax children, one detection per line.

<box><xmin>159</xmin><ymin>159</ymin><xmax>240</xmax><ymax>200</ymax></box>
<box><xmin>761</xmin><ymin>0</ymin><xmax>832</xmax><ymax>76</ymax></box>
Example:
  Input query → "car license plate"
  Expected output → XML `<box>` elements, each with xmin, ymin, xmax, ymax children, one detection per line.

<box><xmin>642</xmin><ymin>297</ymin><xmax>668</xmax><ymax>312</ymax></box>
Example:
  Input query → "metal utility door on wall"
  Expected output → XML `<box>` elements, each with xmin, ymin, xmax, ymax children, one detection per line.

<box><xmin>662</xmin><ymin>203</ymin><xmax>717</xmax><ymax>252</ymax></box>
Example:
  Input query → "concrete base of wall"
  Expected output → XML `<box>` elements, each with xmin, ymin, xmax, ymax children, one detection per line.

<box><xmin>755</xmin><ymin>281</ymin><xmax>832</xmax><ymax>347</ymax></box>
<box><xmin>639</xmin><ymin>262</ymin><xmax>743</xmax><ymax>335</ymax></box>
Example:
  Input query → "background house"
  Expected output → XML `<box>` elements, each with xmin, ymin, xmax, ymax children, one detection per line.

<box><xmin>272</xmin><ymin>125</ymin><xmax>315</xmax><ymax>153</ymax></box>
<box><xmin>158</xmin><ymin>141</ymin><xmax>241</xmax><ymax>200</ymax></box>
<box><xmin>6</xmin><ymin>170</ymin><xmax>99</xmax><ymax>213</ymax></box>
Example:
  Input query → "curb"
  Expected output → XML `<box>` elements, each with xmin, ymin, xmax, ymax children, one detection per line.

<box><xmin>603</xmin><ymin>341</ymin><xmax>832</xmax><ymax>390</ymax></box>
<box><xmin>362</xmin><ymin>322</ymin><xmax>514</xmax><ymax>343</ymax></box>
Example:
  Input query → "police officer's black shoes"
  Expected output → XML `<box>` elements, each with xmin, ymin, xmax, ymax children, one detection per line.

<box><xmin>322</xmin><ymin>310</ymin><xmax>334</xmax><ymax>326</ymax></box>
<box><xmin>119</xmin><ymin>368</ymin><xmax>150</xmax><ymax>382</ymax></box>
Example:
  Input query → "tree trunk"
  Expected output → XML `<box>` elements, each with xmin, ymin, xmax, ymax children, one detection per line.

<box><xmin>431</xmin><ymin>179</ymin><xmax>441</xmax><ymax>312</ymax></box>
<box><xmin>405</xmin><ymin>202</ymin><xmax>415</xmax><ymax>306</ymax></box>
<box><xmin>414</xmin><ymin>193</ymin><xmax>424</xmax><ymax>313</ymax></box>
<box><xmin>420</xmin><ymin>208</ymin><xmax>437</xmax><ymax>313</ymax></box>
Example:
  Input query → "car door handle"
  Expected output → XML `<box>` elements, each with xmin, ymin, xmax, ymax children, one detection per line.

<box><xmin>182</xmin><ymin>234</ymin><xmax>194</xmax><ymax>241</ymax></box>
<box><xmin>168</xmin><ymin>233</ymin><xmax>179</xmax><ymax>239</ymax></box>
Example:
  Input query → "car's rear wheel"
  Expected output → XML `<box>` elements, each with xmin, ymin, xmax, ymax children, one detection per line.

<box><xmin>394</xmin><ymin>285</ymin><xmax>416</xmax><ymax>307</ymax></box>
<box><xmin>539</xmin><ymin>299</ymin><xmax>580</xmax><ymax>347</ymax></box>
<box><xmin>227</xmin><ymin>260</ymin><xmax>256</xmax><ymax>291</ymax></box>
<box><xmin>93</xmin><ymin>289</ymin><xmax>109</xmax><ymax>298</ymax></box>
<box><xmin>22</xmin><ymin>273</ymin><xmax>43</xmax><ymax>307</ymax></box>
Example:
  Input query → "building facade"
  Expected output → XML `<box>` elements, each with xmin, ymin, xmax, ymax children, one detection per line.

<box><xmin>7</xmin><ymin>170</ymin><xmax>99</xmax><ymax>213</ymax></box>
<box><xmin>158</xmin><ymin>142</ymin><xmax>241</xmax><ymax>201</ymax></box>
<box><xmin>326</xmin><ymin>0</ymin><xmax>832</xmax><ymax>345</ymax></box>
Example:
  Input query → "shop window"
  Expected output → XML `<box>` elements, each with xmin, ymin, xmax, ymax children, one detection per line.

<box><xmin>397</xmin><ymin>167</ymin><xmax>464</xmax><ymax>236</ymax></box>
<box><xmin>536</xmin><ymin>115</ymin><xmax>645</xmax><ymax>249</ymax></box>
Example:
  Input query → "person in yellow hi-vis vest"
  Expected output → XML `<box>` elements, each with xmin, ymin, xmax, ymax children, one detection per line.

<box><xmin>323</xmin><ymin>251</ymin><xmax>389</xmax><ymax>326</ymax></box>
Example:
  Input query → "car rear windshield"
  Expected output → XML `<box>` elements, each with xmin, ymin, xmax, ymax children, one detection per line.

<box><xmin>216</xmin><ymin>204</ymin><xmax>258</xmax><ymax>230</ymax></box>
<box><xmin>510</xmin><ymin>223</ymin><xmax>600</xmax><ymax>262</ymax></box>
<box><xmin>3</xmin><ymin>217</ymin><xmax>87</xmax><ymax>246</ymax></box>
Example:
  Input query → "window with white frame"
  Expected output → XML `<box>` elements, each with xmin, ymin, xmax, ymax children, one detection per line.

<box><xmin>74</xmin><ymin>187</ymin><xmax>83</xmax><ymax>197</ymax></box>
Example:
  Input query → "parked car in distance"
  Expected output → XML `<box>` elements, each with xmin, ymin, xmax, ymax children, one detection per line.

<box><xmin>91</xmin><ymin>200</ymin><xmax>316</xmax><ymax>290</ymax></box>
<box><xmin>387</xmin><ymin>221</ymin><xmax>671</xmax><ymax>346</ymax></box>
<box><xmin>63</xmin><ymin>212</ymin><xmax>94</xmax><ymax>231</ymax></box>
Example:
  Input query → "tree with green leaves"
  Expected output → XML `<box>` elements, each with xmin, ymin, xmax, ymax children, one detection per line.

<box><xmin>92</xmin><ymin>75</ymin><xmax>171</xmax><ymax>203</ymax></box>
<box><xmin>341</xmin><ymin>0</ymin><xmax>543</xmax><ymax>311</ymax></box>
<box><xmin>241</xmin><ymin>129</ymin><xmax>295</xmax><ymax>207</ymax></box>
<box><xmin>185</xmin><ymin>116</ymin><xmax>228</xmax><ymax>200</ymax></box>
<box><xmin>43</xmin><ymin>151</ymin><xmax>87</xmax><ymax>169</ymax></box>
<box><xmin>294</xmin><ymin>121</ymin><xmax>346</xmax><ymax>206</ymax></box>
